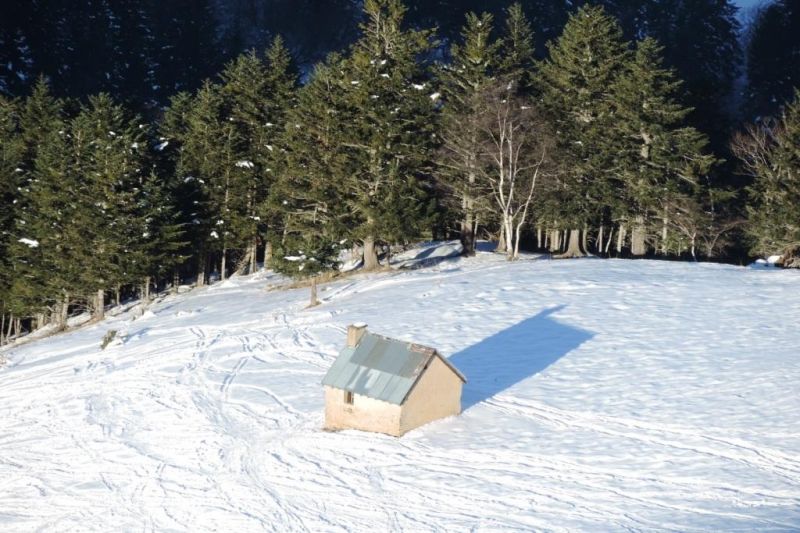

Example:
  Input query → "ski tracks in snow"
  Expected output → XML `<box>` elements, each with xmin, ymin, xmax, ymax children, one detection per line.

<box><xmin>1</xmin><ymin>256</ymin><xmax>800</xmax><ymax>530</ymax></box>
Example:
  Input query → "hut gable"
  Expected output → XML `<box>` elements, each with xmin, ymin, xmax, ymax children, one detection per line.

<box><xmin>322</xmin><ymin>325</ymin><xmax>466</xmax><ymax>436</ymax></box>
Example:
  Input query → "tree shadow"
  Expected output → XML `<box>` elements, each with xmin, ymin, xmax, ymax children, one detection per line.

<box><xmin>448</xmin><ymin>306</ymin><xmax>594</xmax><ymax>409</ymax></box>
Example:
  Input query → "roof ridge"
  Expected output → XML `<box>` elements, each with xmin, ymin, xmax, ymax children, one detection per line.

<box><xmin>322</xmin><ymin>329</ymin><xmax>465</xmax><ymax>405</ymax></box>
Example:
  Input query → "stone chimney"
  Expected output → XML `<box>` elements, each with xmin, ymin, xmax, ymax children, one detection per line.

<box><xmin>347</xmin><ymin>323</ymin><xmax>368</xmax><ymax>347</ymax></box>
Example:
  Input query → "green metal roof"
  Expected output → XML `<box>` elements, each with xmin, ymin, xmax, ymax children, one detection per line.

<box><xmin>322</xmin><ymin>331</ymin><xmax>465</xmax><ymax>405</ymax></box>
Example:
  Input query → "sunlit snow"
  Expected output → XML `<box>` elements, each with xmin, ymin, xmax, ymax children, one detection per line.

<box><xmin>1</xmin><ymin>248</ymin><xmax>799</xmax><ymax>530</ymax></box>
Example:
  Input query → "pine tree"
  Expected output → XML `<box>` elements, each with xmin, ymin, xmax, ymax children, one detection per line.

<box><xmin>66</xmin><ymin>94</ymin><xmax>151</xmax><ymax>315</ymax></box>
<box><xmin>148</xmin><ymin>0</ymin><xmax>219</xmax><ymax>103</ymax></box>
<box><xmin>437</xmin><ymin>11</ymin><xmax>500</xmax><ymax>256</ymax></box>
<box><xmin>269</xmin><ymin>57</ymin><xmax>352</xmax><ymax>303</ymax></box>
<box><xmin>337</xmin><ymin>0</ymin><xmax>438</xmax><ymax>269</ymax></box>
<box><xmin>746</xmin><ymin>0</ymin><xmax>800</xmax><ymax>119</ymax></box>
<box><xmin>535</xmin><ymin>5</ymin><xmax>631</xmax><ymax>256</ymax></box>
<box><xmin>733</xmin><ymin>90</ymin><xmax>800</xmax><ymax>264</ymax></box>
<box><xmin>610</xmin><ymin>37</ymin><xmax>715</xmax><ymax>256</ymax></box>
<box><xmin>257</xmin><ymin>37</ymin><xmax>302</xmax><ymax>265</ymax></box>
<box><xmin>179</xmin><ymin>81</ymin><xmax>238</xmax><ymax>281</ymax></box>
<box><xmin>221</xmin><ymin>37</ymin><xmax>299</xmax><ymax>273</ymax></box>
<box><xmin>160</xmin><ymin>91</ymin><xmax>210</xmax><ymax>284</ymax></box>
<box><xmin>3</xmin><ymin>79</ymin><xmax>66</xmax><ymax>320</ymax></box>
<box><xmin>219</xmin><ymin>49</ymin><xmax>274</xmax><ymax>273</ymax></box>
<box><xmin>134</xmin><ymin>171</ymin><xmax>188</xmax><ymax>298</ymax></box>
<box><xmin>499</xmin><ymin>3</ymin><xmax>535</xmax><ymax>91</ymax></box>
<box><xmin>0</xmin><ymin>95</ymin><xmax>24</xmax><ymax>321</ymax></box>
<box><xmin>107</xmin><ymin>0</ymin><xmax>158</xmax><ymax>109</ymax></box>
<box><xmin>0</xmin><ymin>1</ymin><xmax>37</xmax><ymax>97</ymax></box>
<box><xmin>634</xmin><ymin>0</ymin><xmax>740</xmax><ymax>145</ymax></box>
<box><xmin>7</xmin><ymin>113</ymin><xmax>73</xmax><ymax>321</ymax></box>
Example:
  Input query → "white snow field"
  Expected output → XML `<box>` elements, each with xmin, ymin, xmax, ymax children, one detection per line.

<box><xmin>1</xmin><ymin>251</ymin><xmax>799</xmax><ymax>532</ymax></box>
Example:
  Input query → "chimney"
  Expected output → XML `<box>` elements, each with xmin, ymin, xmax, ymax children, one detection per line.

<box><xmin>347</xmin><ymin>323</ymin><xmax>368</xmax><ymax>347</ymax></box>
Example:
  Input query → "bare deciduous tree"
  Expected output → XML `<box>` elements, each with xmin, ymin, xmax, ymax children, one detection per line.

<box><xmin>478</xmin><ymin>85</ymin><xmax>555</xmax><ymax>260</ymax></box>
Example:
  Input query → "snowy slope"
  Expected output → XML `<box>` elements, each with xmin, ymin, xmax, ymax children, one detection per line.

<box><xmin>1</xmin><ymin>253</ymin><xmax>799</xmax><ymax>531</ymax></box>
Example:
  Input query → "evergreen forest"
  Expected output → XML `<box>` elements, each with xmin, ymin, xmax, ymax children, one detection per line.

<box><xmin>1</xmin><ymin>0</ymin><xmax>799</xmax><ymax>341</ymax></box>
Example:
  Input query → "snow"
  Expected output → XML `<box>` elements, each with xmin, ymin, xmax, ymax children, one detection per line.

<box><xmin>155</xmin><ymin>140</ymin><xmax>169</xmax><ymax>151</ymax></box>
<box><xmin>1</xmin><ymin>253</ymin><xmax>800</xmax><ymax>530</ymax></box>
<box><xmin>751</xmin><ymin>255</ymin><xmax>785</xmax><ymax>268</ymax></box>
<box><xmin>236</xmin><ymin>160</ymin><xmax>255</xmax><ymax>169</ymax></box>
<box><xmin>430</xmin><ymin>92</ymin><xmax>441</xmax><ymax>101</ymax></box>
<box><xmin>17</xmin><ymin>238</ymin><xmax>39</xmax><ymax>248</ymax></box>
<box><xmin>391</xmin><ymin>239</ymin><xmax>463</xmax><ymax>269</ymax></box>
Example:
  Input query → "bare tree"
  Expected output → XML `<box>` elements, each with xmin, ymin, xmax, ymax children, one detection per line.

<box><xmin>478</xmin><ymin>85</ymin><xmax>555</xmax><ymax>260</ymax></box>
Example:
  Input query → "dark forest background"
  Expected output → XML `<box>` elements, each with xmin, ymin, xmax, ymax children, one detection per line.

<box><xmin>2</xmin><ymin>1</ymin><xmax>799</xmax><ymax>128</ymax></box>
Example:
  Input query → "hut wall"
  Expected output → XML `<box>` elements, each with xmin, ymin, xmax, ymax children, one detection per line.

<box><xmin>399</xmin><ymin>356</ymin><xmax>462</xmax><ymax>435</ymax></box>
<box><xmin>324</xmin><ymin>386</ymin><xmax>402</xmax><ymax>436</ymax></box>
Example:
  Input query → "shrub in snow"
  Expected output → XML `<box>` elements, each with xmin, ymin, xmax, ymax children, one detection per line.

<box><xmin>100</xmin><ymin>330</ymin><xmax>118</xmax><ymax>350</ymax></box>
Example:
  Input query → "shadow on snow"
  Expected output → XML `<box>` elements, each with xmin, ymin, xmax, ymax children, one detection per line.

<box><xmin>448</xmin><ymin>306</ymin><xmax>594</xmax><ymax>409</ymax></box>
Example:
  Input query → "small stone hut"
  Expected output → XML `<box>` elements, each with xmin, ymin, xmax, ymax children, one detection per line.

<box><xmin>322</xmin><ymin>324</ymin><xmax>466</xmax><ymax>436</ymax></box>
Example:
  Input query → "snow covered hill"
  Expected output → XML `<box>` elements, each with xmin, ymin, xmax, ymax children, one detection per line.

<box><xmin>1</xmin><ymin>252</ymin><xmax>799</xmax><ymax>531</ymax></box>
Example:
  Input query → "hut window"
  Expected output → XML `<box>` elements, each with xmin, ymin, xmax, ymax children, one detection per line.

<box><xmin>344</xmin><ymin>391</ymin><xmax>354</xmax><ymax>405</ymax></box>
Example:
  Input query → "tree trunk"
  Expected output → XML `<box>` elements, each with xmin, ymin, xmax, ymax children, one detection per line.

<box><xmin>309</xmin><ymin>276</ymin><xmax>319</xmax><ymax>307</ymax></box>
<box><xmin>264</xmin><ymin>241</ymin><xmax>273</xmax><ymax>269</ymax></box>
<box><xmin>582</xmin><ymin>225</ymin><xmax>589</xmax><ymax>253</ymax></box>
<box><xmin>616</xmin><ymin>224</ymin><xmax>626</xmax><ymax>254</ymax></box>
<box><xmin>363</xmin><ymin>236</ymin><xmax>379</xmax><ymax>270</ymax></box>
<box><xmin>555</xmin><ymin>229</ymin><xmax>586</xmax><ymax>258</ymax></box>
<box><xmin>0</xmin><ymin>312</ymin><xmax>5</xmax><ymax>345</ymax></box>
<box><xmin>661</xmin><ymin>212</ymin><xmax>669</xmax><ymax>255</ymax></box>
<box><xmin>234</xmin><ymin>245</ymin><xmax>254</xmax><ymax>276</ymax></box>
<box><xmin>460</xmin><ymin>195</ymin><xmax>476</xmax><ymax>256</ymax></box>
<box><xmin>536</xmin><ymin>227</ymin><xmax>542</xmax><ymax>249</ymax></box>
<box><xmin>631</xmin><ymin>216</ymin><xmax>647</xmax><ymax>256</ymax></box>
<box><xmin>496</xmin><ymin>225</ymin><xmax>507</xmax><ymax>254</ymax></box>
<box><xmin>197</xmin><ymin>252</ymin><xmax>207</xmax><ymax>287</ymax></box>
<box><xmin>94</xmin><ymin>289</ymin><xmax>105</xmax><ymax>321</ymax></box>
<box><xmin>172</xmin><ymin>270</ymin><xmax>180</xmax><ymax>294</ymax></box>
<box><xmin>220</xmin><ymin>246</ymin><xmax>227</xmax><ymax>281</ymax></box>
<box><xmin>142</xmin><ymin>277</ymin><xmax>151</xmax><ymax>303</ymax></box>
<box><xmin>597</xmin><ymin>225</ymin><xmax>604</xmax><ymax>254</ymax></box>
<box><xmin>114</xmin><ymin>285</ymin><xmax>121</xmax><ymax>307</ymax></box>
<box><xmin>605</xmin><ymin>227</ymin><xmax>614</xmax><ymax>254</ymax></box>
<box><xmin>513</xmin><ymin>220</ymin><xmax>525</xmax><ymax>259</ymax></box>
<box><xmin>543</xmin><ymin>229</ymin><xmax>550</xmax><ymax>249</ymax></box>
<box><xmin>548</xmin><ymin>229</ymin><xmax>560</xmax><ymax>253</ymax></box>
<box><xmin>55</xmin><ymin>293</ymin><xmax>69</xmax><ymax>331</ymax></box>
<box><xmin>504</xmin><ymin>217</ymin><xmax>514</xmax><ymax>259</ymax></box>
<box><xmin>5</xmin><ymin>314</ymin><xmax>13</xmax><ymax>342</ymax></box>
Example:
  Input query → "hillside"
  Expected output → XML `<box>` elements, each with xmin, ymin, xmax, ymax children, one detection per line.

<box><xmin>1</xmin><ymin>252</ymin><xmax>799</xmax><ymax>531</ymax></box>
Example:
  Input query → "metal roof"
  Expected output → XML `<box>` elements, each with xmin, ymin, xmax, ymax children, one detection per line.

<box><xmin>322</xmin><ymin>331</ymin><xmax>466</xmax><ymax>405</ymax></box>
